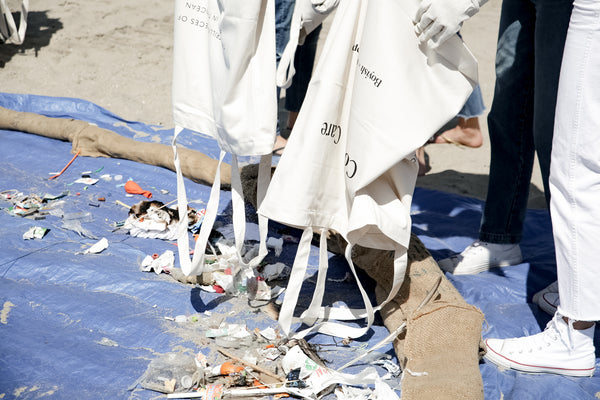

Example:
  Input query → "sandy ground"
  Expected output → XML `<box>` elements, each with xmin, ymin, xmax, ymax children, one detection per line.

<box><xmin>0</xmin><ymin>0</ymin><xmax>546</xmax><ymax>209</ymax></box>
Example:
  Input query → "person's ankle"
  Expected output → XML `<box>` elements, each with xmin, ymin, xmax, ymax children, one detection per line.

<box><xmin>563</xmin><ymin>317</ymin><xmax>595</xmax><ymax>330</ymax></box>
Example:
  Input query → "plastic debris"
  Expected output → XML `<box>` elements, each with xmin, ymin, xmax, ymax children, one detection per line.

<box><xmin>97</xmin><ymin>337</ymin><xmax>119</xmax><ymax>347</ymax></box>
<box><xmin>261</xmin><ymin>262</ymin><xmax>288</xmax><ymax>281</ymax></box>
<box><xmin>124</xmin><ymin>180</ymin><xmax>152</xmax><ymax>198</ymax></box>
<box><xmin>48</xmin><ymin>149</ymin><xmax>80</xmax><ymax>180</ymax></box>
<box><xmin>266</xmin><ymin>236</ymin><xmax>283</xmax><ymax>256</ymax></box>
<box><xmin>23</xmin><ymin>226</ymin><xmax>48</xmax><ymax>240</ymax></box>
<box><xmin>140</xmin><ymin>250</ymin><xmax>175</xmax><ymax>274</ymax></box>
<box><xmin>139</xmin><ymin>352</ymin><xmax>200</xmax><ymax>394</ymax></box>
<box><xmin>83</xmin><ymin>237</ymin><xmax>109</xmax><ymax>254</ymax></box>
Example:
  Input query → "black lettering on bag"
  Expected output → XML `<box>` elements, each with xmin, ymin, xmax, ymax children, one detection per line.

<box><xmin>321</xmin><ymin>122</ymin><xmax>341</xmax><ymax>144</ymax></box>
<box><xmin>345</xmin><ymin>153</ymin><xmax>357</xmax><ymax>178</ymax></box>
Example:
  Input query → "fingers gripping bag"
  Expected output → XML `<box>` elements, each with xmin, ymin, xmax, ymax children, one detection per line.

<box><xmin>259</xmin><ymin>0</ymin><xmax>478</xmax><ymax>339</ymax></box>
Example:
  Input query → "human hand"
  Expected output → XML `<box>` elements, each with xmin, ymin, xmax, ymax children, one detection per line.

<box><xmin>414</xmin><ymin>0</ymin><xmax>480</xmax><ymax>48</ymax></box>
<box><xmin>311</xmin><ymin>0</ymin><xmax>340</xmax><ymax>14</ymax></box>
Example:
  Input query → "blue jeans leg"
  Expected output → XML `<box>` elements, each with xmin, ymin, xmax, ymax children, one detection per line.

<box><xmin>457</xmin><ymin>84</ymin><xmax>486</xmax><ymax>119</ymax></box>
<box><xmin>480</xmin><ymin>0</ymin><xmax>573</xmax><ymax>244</ymax></box>
<box><xmin>275</xmin><ymin>0</ymin><xmax>296</xmax><ymax>136</ymax></box>
<box><xmin>284</xmin><ymin>23</ymin><xmax>322</xmax><ymax>114</ymax></box>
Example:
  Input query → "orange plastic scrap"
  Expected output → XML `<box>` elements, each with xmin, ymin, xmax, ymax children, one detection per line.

<box><xmin>49</xmin><ymin>149</ymin><xmax>81</xmax><ymax>180</ymax></box>
<box><xmin>124</xmin><ymin>180</ymin><xmax>152</xmax><ymax>198</ymax></box>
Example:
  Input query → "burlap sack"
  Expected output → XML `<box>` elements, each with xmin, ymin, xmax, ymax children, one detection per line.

<box><xmin>330</xmin><ymin>232</ymin><xmax>485</xmax><ymax>400</ymax></box>
<box><xmin>0</xmin><ymin>106</ymin><xmax>231</xmax><ymax>187</ymax></box>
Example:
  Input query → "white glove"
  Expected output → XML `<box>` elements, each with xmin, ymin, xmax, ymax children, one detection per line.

<box><xmin>311</xmin><ymin>0</ymin><xmax>340</xmax><ymax>14</ymax></box>
<box><xmin>413</xmin><ymin>0</ymin><xmax>481</xmax><ymax>48</ymax></box>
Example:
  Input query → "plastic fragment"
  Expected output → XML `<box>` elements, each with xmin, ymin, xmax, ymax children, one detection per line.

<box><xmin>83</xmin><ymin>237</ymin><xmax>109</xmax><ymax>254</ymax></box>
<box><xmin>23</xmin><ymin>226</ymin><xmax>48</xmax><ymax>240</ymax></box>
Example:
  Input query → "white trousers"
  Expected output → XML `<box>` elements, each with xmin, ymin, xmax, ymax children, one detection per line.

<box><xmin>551</xmin><ymin>0</ymin><xmax>600</xmax><ymax>321</ymax></box>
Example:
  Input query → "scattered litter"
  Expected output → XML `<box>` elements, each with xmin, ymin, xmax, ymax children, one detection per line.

<box><xmin>115</xmin><ymin>200</ymin><xmax>130</xmax><ymax>208</ymax></box>
<box><xmin>372</xmin><ymin>359</ymin><xmax>401</xmax><ymax>378</ymax></box>
<box><xmin>74</xmin><ymin>177</ymin><xmax>99</xmax><ymax>185</ymax></box>
<box><xmin>261</xmin><ymin>262</ymin><xmax>287</xmax><ymax>281</ymax></box>
<box><xmin>49</xmin><ymin>149</ymin><xmax>80</xmax><ymax>180</ymax></box>
<box><xmin>97</xmin><ymin>337</ymin><xmax>119</xmax><ymax>347</ymax></box>
<box><xmin>281</xmin><ymin>234</ymin><xmax>300</xmax><ymax>243</ymax></box>
<box><xmin>114</xmin><ymin>174</ymin><xmax>123</xmax><ymax>181</ymax></box>
<box><xmin>42</xmin><ymin>191</ymin><xmax>69</xmax><ymax>202</ymax></box>
<box><xmin>266</xmin><ymin>237</ymin><xmax>283</xmax><ymax>256</ymax></box>
<box><xmin>141</xmin><ymin>250</ymin><xmax>175</xmax><ymax>274</ymax></box>
<box><xmin>63</xmin><ymin>211</ymin><xmax>93</xmax><ymax>223</ymax></box>
<box><xmin>83</xmin><ymin>237</ymin><xmax>109</xmax><ymax>254</ymax></box>
<box><xmin>139</xmin><ymin>352</ymin><xmax>200</xmax><ymax>394</ymax></box>
<box><xmin>123</xmin><ymin>200</ymin><xmax>203</xmax><ymax>240</ymax></box>
<box><xmin>3</xmin><ymin>193</ymin><xmax>45</xmax><ymax>217</ymax></box>
<box><xmin>188</xmin><ymin>208</ymin><xmax>206</xmax><ymax>233</ymax></box>
<box><xmin>0</xmin><ymin>189</ymin><xmax>18</xmax><ymax>200</ymax></box>
<box><xmin>61</xmin><ymin>219</ymin><xmax>97</xmax><ymax>239</ymax></box>
<box><xmin>258</xmin><ymin>327</ymin><xmax>278</xmax><ymax>341</ymax></box>
<box><xmin>23</xmin><ymin>226</ymin><xmax>48</xmax><ymax>240</ymax></box>
<box><xmin>174</xmin><ymin>315</ymin><xmax>188</xmax><ymax>323</ymax></box>
<box><xmin>124</xmin><ymin>180</ymin><xmax>152</xmax><ymax>198</ymax></box>
<box><xmin>246</xmin><ymin>277</ymin><xmax>271</xmax><ymax>301</ymax></box>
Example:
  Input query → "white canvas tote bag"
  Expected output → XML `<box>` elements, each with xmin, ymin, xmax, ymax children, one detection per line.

<box><xmin>259</xmin><ymin>0</ymin><xmax>478</xmax><ymax>339</ymax></box>
<box><xmin>171</xmin><ymin>0</ymin><xmax>277</xmax><ymax>276</ymax></box>
<box><xmin>0</xmin><ymin>0</ymin><xmax>28</xmax><ymax>45</ymax></box>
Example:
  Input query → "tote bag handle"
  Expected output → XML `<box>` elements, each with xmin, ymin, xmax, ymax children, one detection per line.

<box><xmin>278</xmin><ymin>227</ymin><xmax>406</xmax><ymax>339</ymax></box>
<box><xmin>0</xmin><ymin>0</ymin><xmax>28</xmax><ymax>45</ymax></box>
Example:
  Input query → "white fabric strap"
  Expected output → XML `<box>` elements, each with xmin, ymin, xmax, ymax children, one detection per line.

<box><xmin>298</xmin><ymin>229</ymin><xmax>330</xmax><ymax>326</ymax></box>
<box><xmin>278</xmin><ymin>227</ymin><xmax>314</xmax><ymax>337</ymax></box>
<box><xmin>275</xmin><ymin>0</ymin><xmax>301</xmax><ymax>89</ymax></box>
<box><xmin>279</xmin><ymin>233</ymin><xmax>407</xmax><ymax>339</ymax></box>
<box><xmin>230</xmin><ymin>154</ymin><xmax>272</xmax><ymax>268</ymax></box>
<box><xmin>0</xmin><ymin>0</ymin><xmax>28</xmax><ymax>45</ymax></box>
<box><xmin>289</xmin><ymin>242</ymin><xmax>375</xmax><ymax>339</ymax></box>
<box><xmin>301</xmin><ymin>247</ymin><xmax>406</xmax><ymax>322</ymax></box>
<box><xmin>172</xmin><ymin>125</ymin><xmax>225</xmax><ymax>276</ymax></box>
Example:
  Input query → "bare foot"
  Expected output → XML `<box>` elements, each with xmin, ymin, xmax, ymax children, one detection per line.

<box><xmin>433</xmin><ymin>117</ymin><xmax>483</xmax><ymax>148</ymax></box>
<box><xmin>416</xmin><ymin>146</ymin><xmax>430</xmax><ymax>176</ymax></box>
<box><xmin>272</xmin><ymin>134</ymin><xmax>287</xmax><ymax>156</ymax></box>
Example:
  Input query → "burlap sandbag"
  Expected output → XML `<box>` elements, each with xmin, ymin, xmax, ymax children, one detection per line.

<box><xmin>0</xmin><ymin>106</ymin><xmax>231</xmax><ymax>187</ymax></box>
<box><xmin>329</xmin><ymin>232</ymin><xmax>485</xmax><ymax>400</ymax></box>
<box><xmin>242</xmin><ymin>164</ymin><xmax>485</xmax><ymax>399</ymax></box>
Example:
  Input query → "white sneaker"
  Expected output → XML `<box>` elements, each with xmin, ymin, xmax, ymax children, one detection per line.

<box><xmin>437</xmin><ymin>241</ymin><xmax>523</xmax><ymax>275</ymax></box>
<box><xmin>484</xmin><ymin>313</ymin><xmax>596</xmax><ymax>377</ymax></box>
<box><xmin>532</xmin><ymin>280</ymin><xmax>560</xmax><ymax>316</ymax></box>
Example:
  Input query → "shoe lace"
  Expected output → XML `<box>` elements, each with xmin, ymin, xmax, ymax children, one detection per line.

<box><xmin>459</xmin><ymin>241</ymin><xmax>486</xmax><ymax>257</ymax></box>
<box><xmin>545</xmin><ymin>313</ymin><xmax>575</xmax><ymax>353</ymax></box>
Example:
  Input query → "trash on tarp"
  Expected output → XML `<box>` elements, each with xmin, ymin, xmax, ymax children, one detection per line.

<box><xmin>266</xmin><ymin>236</ymin><xmax>283</xmax><ymax>256</ymax></box>
<box><xmin>138</xmin><ymin>352</ymin><xmax>202</xmax><ymax>394</ymax></box>
<box><xmin>83</xmin><ymin>237</ymin><xmax>109</xmax><ymax>254</ymax></box>
<box><xmin>23</xmin><ymin>226</ymin><xmax>48</xmax><ymax>240</ymax></box>
<box><xmin>260</xmin><ymin>262</ymin><xmax>288</xmax><ymax>281</ymax></box>
<box><xmin>123</xmin><ymin>200</ymin><xmax>204</xmax><ymax>240</ymax></box>
<box><xmin>74</xmin><ymin>177</ymin><xmax>99</xmax><ymax>185</ymax></box>
<box><xmin>140</xmin><ymin>250</ymin><xmax>175</xmax><ymax>274</ymax></box>
<box><xmin>97</xmin><ymin>337</ymin><xmax>119</xmax><ymax>347</ymax></box>
<box><xmin>124</xmin><ymin>180</ymin><xmax>152</xmax><ymax>198</ymax></box>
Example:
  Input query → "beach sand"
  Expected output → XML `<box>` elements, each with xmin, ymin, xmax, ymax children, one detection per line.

<box><xmin>0</xmin><ymin>0</ymin><xmax>546</xmax><ymax>208</ymax></box>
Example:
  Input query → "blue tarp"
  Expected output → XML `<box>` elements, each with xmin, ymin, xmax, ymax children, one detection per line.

<box><xmin>1</xmin><ymin>93</ymin><xmax>599</xmax><ymax>399</ymax></box>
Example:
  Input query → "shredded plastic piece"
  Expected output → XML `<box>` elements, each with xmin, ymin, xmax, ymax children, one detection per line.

<box><xmin>49</xmin><ymin>149</ymin><xmax>81</xmax><ymax>180</ymax></box>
